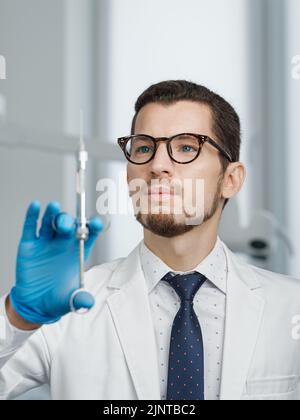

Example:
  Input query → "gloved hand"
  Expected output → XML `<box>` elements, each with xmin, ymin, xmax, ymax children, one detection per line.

<box><xmin>9</xmin><ymin>201</ymin><xmax>103</xmax><ymax>325</ymax></box>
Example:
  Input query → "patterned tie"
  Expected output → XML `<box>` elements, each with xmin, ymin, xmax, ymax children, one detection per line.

<box><xmin>162</xmin><ymin>271</ymin><xmax>206</xmax><ymax>400</ymax></box>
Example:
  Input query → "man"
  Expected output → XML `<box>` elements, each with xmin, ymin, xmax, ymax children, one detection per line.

<box><xmin>1</xmin><ymin>80</ymin><xmax>300</xmax><ymax>400</ymax></box>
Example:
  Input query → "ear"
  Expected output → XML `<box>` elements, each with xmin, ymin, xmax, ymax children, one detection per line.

<box><xmin>221</xmin><ymin>162</ymin><xmax>246</xmax><ymax>200</ymax></box>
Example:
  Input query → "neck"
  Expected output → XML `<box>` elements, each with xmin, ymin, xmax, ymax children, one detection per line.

<box><xmin>143</xmin><ymin>212</ymin><xmax>220</xmax><ymax>272</ymax></box>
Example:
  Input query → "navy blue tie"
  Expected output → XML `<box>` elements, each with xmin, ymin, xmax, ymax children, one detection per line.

<box><xmin>162</xmin><ymin>271</ymin><xmax>206</xmax><ymax>400</ymax></box>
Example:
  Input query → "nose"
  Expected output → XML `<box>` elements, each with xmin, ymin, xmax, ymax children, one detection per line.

<box><xmin>148</xmin><ymin>141</ymin><xmax>174</xmax><ymax>176</ymax></box>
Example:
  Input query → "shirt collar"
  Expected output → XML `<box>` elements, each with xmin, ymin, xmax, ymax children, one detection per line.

<box><xmin>140</xmin><ymin>236</ymin><xmax>227</xmax><ymax>295</ymax></box>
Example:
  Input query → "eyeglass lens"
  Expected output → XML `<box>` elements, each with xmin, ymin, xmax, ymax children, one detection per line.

<box><xmin>125</xmin><ymin>134</ymin><xmax>201</xmax><ymax>164</ymax></box>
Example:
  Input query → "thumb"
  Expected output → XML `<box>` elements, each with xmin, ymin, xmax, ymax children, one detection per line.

<box><xmin>71</xmin><ymin>290</ymin><xmax>95</xmax><ymax>312</ymax></box>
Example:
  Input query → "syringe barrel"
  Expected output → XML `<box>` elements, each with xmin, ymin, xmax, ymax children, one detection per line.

<box><xmin>76</xmin><ymin>149</ymin><xmax>89</xmax><ymax>240</ymax></box>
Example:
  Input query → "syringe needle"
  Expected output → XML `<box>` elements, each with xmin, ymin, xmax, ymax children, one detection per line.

<box><xmin>79</xmin><ymin>109</ymin><xmax>85</xmax><ymax>151</ymax></box>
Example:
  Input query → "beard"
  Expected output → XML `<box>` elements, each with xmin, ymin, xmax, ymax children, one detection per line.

<box><xmin>135</xmin><ymin>175</ymin><xmax>223</xmax><ymax>238</ymax></box>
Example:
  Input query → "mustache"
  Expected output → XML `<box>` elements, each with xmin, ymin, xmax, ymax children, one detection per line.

<box><xmin>145</xmin><ymin>179</ymin><xmax>183</xmax><ymax>195</ymax></box>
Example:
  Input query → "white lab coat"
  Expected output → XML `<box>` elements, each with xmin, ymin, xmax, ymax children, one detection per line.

<box><xmin>1</xmin><ymin>240</ymin><xmax>300</xmax><ymax>400</ymax></box>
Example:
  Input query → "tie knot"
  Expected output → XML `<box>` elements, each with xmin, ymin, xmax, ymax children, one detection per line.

<box><xmin>162</xmin><ymin>271</ymin><xmax>206</xmax><ymax>302</ymax></box>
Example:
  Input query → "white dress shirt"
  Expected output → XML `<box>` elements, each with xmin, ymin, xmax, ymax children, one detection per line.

<box><xmin>140</xmin><ymin>235</ymin><xmax>228</xmax><ymax>401</ymax></box>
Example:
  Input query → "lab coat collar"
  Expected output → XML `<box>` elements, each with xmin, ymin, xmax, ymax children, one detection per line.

<box><xmin>219</xmin><ymin>242</ymin><xmax>265</xmax><ymax>400</ymax></box>
<box><xmin>106</xmin><ymin>240</ymin><xmax>265</xmax><ymax>400</ymax></box>
<box><xmin>106</xmin><ymin>242</ymin><xmax>161</xmax><ymax>400</ymax></box>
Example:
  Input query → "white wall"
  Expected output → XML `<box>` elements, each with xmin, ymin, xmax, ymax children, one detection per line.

<box><xmin>0</xmin><ymin>0</ymin><xmax>66</xmax><ymax>295</ymax></box>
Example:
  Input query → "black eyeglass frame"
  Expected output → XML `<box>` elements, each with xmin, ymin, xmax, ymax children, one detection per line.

<box><xmin>117</xmin><ymin>133</ymin><xmax>233</xmax><ymax>165</ymax></box>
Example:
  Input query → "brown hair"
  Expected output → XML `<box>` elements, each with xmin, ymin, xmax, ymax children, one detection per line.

<box><xmin>131</xmin><ymin>80</ymin><xmax>241</xmax><ymax>209</ymax></box>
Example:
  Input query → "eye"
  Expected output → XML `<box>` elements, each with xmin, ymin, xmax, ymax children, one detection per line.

<box><xmin>136</xmin><ymin>146</ymin><xmax>152</xmax><ymax>154</ymax></box>
<box><xmin>181</xmin><ymin>145</ymin><xmax>197</xmax><ymax>152</ymax></box>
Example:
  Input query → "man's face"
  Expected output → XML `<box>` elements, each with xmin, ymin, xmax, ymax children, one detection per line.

<box><xmin>127</xmin><ymin>100</ymin><xmax>226</xmax><ymax>238</ymax></box>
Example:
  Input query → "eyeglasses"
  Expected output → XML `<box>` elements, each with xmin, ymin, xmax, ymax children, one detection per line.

<box><xmin>117</xmin><ymin>133</ymin><xmax>233</xmax><ymax>165</ymax></box>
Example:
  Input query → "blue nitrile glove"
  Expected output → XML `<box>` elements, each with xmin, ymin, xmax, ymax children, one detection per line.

<box><xmin>9</xmin><ymin>201</ymin><xmax>103</xmax><ymax>325</ymax></box>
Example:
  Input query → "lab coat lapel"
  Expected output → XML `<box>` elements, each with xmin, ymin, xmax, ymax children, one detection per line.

<box><xmin>220</xmin><ymin>244</ymin><xmax>265</xmax><ymax>400</ymax></box>
<box><xmin>106</xmin><ymin>243</ymin><xmax>161</xmax><ymax>400</ymax></box>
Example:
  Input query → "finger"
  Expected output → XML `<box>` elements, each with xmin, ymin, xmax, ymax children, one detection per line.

<box><xmin>85</xmin><ymin>216</ymin><xmax>103</xmax><ymax>251</ymax></box>
<box><xmin>53</xmin><ymin>212</ymin><xmax>76</xmax><ymax>238</ymax></box>
<box><xmin>39</xmin><ymin>201</ymin><xmax>61</xmax><ymax>239</ymax></box>
<box><xmin>21</xmin><ymin>201</ymin><xmax>41</xmax><ymax>241</ymax></box>
<box><xmin>72</xmin><ymin>290</ymin><xmax>95</xmax><ymax>311</ymax></box>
